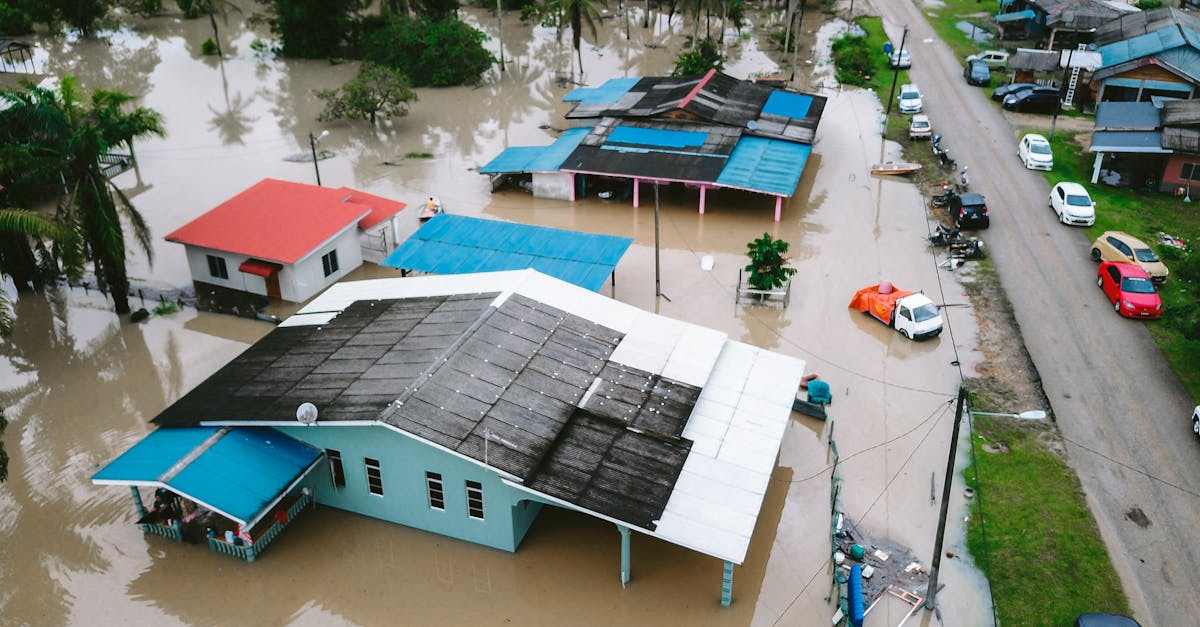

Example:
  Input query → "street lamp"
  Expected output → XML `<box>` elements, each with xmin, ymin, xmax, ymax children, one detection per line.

<box><xmin>309</xmin><ymin>130</ymin><xmax>329</xmax><ymax>186</ymax></box>
<box><xmin>972</xmin><ymin>410</ymin><xmax>1047</xmax><ymax>419</ymax></box>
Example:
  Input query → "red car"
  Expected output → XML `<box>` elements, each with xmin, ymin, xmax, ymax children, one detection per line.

<box><xmin>1097</xmin><ymin>261</ymin><xmax>1162</xmax><ymax>319</ymax></box>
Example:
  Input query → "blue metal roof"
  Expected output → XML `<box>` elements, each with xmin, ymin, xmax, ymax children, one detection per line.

<box><xmin>563</xmin><ymin>77</ymin><xmax>640</xmax><ymax>104</ymax></box>
<box><xmin>1101</xmin><ymin>27</ymin><xmax>1200</xmax><ymax>67</ymax></box>
<box><xmin>716</xmin><ymin>137</ymin><xmax>812</xmax><ymax>196</ymax></box>
<box><xmin>92</xmin><ymin>427</ymin><xmax>322</xmax><ymax>526</ymax></box>
<box><xmin>1095</xmin><ymin>101</ymin><xmax>1161</xmax><ymax>129</ymax></box>
<box><xmin>1089</xmin><ymin>130</ymin><xmax>1169</xmax><ymax>153</ymax></box>
<box><xmin>478</xmin><ymin>127</ymin><xmax>591</xmax><ymax>174</ymax></box>
<box><xmin>995</xmin><ymin>9</ymin><xmax>1035</xmax><ymax>23</ymax></box>
<box><xmin>1105</xmin><ymin>77</ymin><xmax>1193</xmax><ymax>93</ymax></box>
<box><xmin>609</xmin><ymin>125</ymin><xmax>708</xmax><ymax>148</ymax></box>
<box><xmin>762</xmin><ymin>91</ymin><xmax>813</xmax><ymax>119</ymax></box>
<box><xmin>382</xmin><ymin>214</ymin><xmax>632</xmax><ymax>291</ymax></box>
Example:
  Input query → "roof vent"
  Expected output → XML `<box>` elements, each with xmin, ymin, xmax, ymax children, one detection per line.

<box><xmin>296</xmin><ymin>402</ymin><xmax>318</xmax><ymax>425</ymax></box>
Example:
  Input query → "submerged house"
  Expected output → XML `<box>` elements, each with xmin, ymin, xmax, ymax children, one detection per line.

<box><xmin>165</xmin><ymin>178</ymin><xmax>406</xmax><ymax>308</ymax></box>
<box><xmin>91</xmin><ymin>269</ymin><xmax>806</xmax><ymax>604</ymax></box>
<box><xmin>995</xmin><ymin>0</ymin><xmax>1135</xmax><ymax>48</ymax></box>
<box><xmin>480</xmin><ymin>70</ymin><xmax>826</xmax><ymax>221</ymax></box>
<box><xmin>1084</xmin><ymin>99</ymin><xmax>1200</xmax><ymax>194</ymax></box>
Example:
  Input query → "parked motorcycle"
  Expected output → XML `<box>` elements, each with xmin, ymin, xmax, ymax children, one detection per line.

<box><xmin>932</xmin><ymin>134</ymin><xmax>956</xmax><ymax>169</ymax></box>
<box><xmin>930</xmin><ymin>182</ymin><xmax>957</xmax><ymax>208</ymax></box>
<box><xmin>958</xmin><ymin>166</ymin><xmax>970</xmax><ymax>192</ymax></box>
<box><xmin>928</xmin><ymin>223</ymin><xmax>985</xmax><ymax>259</ymax></box>
<box><xmin>928</xmin><ymin>223</ymin><xmax>961</xmax><ymax>246</ymax></box>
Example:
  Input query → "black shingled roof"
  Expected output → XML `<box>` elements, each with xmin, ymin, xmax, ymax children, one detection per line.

<box><xmin>152</xmin><ymin>291</ymin><xmax>700</xmax><ymax>530</ymax></box>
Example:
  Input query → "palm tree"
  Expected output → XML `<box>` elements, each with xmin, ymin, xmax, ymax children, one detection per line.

<box><xmin>192</xmin><ymin>0</ymin><xmax>244</xmax><ymax>58</ymax></box>
<box><xmin>0</xmin><ymin>208</ymin><xmax>66</xmax><ymax>335</ymax></box>
<box><xmin>0</xmin><ymin>77</ymin><xmax>165</xmax><ymax>315</ymax></box>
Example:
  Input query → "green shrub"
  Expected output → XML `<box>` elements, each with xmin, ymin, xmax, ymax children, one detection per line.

<box><xmin>364</xmin><ymin>17</ymin><xmax>496</xmax><ymax>87</ymax></box>
<box><xmin>1135</xmin><ymin>0</ymin><xmax>1164</xmax><ymax>9</ymax></box>
<box><xmin>673</xmin><ymin>37</ymin><xmax>725</xmax><ymax>76</ymax></box>
<box><xmin>200</xmin><ymin>38</ymin><xmax>218</xmax><ymax>55</ymax></box>
<box><xmin>0</xmin><ymin>4</ymin><xmax>33</xmax><ymax>34</ymax></box>
<box><xmin>831</xmin><ymin>34</ymin><xmax>874</xmax><ymax>86</ymax></box>
<box><xmin>175</xmin><ymin>0</ymin><xmax>201</xmax><ymax>18</ymax></box>
<box><xmin>744</xmin><ymin>233</ymin><xmax>797</xmax><ymax>291</ymax></box>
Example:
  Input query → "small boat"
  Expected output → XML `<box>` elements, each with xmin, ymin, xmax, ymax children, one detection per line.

<box><xmin>419</xmin><ymin>196</ymin><xmax>444</xmax><ymax>221</ymax></box>
<box><xmin>870</xmin><ymin>162</ymin><xmax>922</xmax><ymax>176</ymax></box>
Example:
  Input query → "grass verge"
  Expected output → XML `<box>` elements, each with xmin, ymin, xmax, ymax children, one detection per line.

<box><xmin>963</xmin><ymin>409</ymin><xmax>1130</xmax><ymax>626</ymax></box>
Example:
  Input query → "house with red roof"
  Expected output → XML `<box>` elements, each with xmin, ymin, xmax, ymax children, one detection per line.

<box><xmin>166</xmin><ymin>179</ymin><xmax>406</xmax><ymax>304</ymax></box>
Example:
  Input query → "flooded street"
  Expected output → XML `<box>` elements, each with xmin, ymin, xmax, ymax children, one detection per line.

<box><xmin>2</xmin><ymin>7</ymin><xmax>992</xmax><ymax>626</ymax></box>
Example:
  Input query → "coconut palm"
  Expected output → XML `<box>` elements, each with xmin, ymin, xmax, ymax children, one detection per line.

<box><xmin>192</xmin><ymin>0</ymin><xmax>244</xmax><ymax>58</ymax></box>
<box><xmin>0</xmin><ymin>209</ymin><xmax>66</xmax><ymax>335</ymax></box>
<box><xmin>565</xmin><ymin>0</ymin><xmax>606</xmax><ymax>74</ymax></box>
<box><xmin>0</xmin><ymin>76</ymin><xmax>165</xmax><ymax>315</ymax></box>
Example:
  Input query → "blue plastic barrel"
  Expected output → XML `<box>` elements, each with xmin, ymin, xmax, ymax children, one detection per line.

<box><xmin>848</xmin><ymin>564</ymin><xmax>864</xmax><ymax>627</ymax></box>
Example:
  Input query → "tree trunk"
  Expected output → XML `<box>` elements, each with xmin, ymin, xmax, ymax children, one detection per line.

<box><xmin>208</xmin><ymin>12</ymin><xmax>223</xmax><ymax>57</ymax></box>
<box><xmin>0</xmin><ymin>233</ymin><xmax>40</xmax><ymax>291</ymax></box>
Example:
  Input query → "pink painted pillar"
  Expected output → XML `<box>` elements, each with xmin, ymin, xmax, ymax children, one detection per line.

<box><xmin>699</xmin><ymin>186</ymin><xmax>707</xmax><ymax>215</ymax></box>
<box><xmin>568</xmin><ymin>173</ymin><xmax>576</xmax><ymax>202</ymax></box>
<box><xmin>774</xmin><ymin>196</ymin><xmax>782</xmax><ymax>222</ymax></box>
<box><xmin>633</xmin><ymin>178</ymin><xmax>640</xmax><ymax>208</ymax></box>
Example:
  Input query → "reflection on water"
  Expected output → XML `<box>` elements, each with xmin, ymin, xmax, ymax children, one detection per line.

<box><xmin>0</xmin><ymin>6</ymin><xmax>992</xmax><ymax>626</ymax></box>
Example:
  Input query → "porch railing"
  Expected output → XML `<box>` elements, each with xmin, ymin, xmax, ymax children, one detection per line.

<box><xmin>141</xmin><ymin>519</ymin><xmax>182</xmax><ymax>542</ymax></box>
<box><xmin>207</xmin><ymin>491</ymin><xmax>313</xmax><ymax>562</ymax></box>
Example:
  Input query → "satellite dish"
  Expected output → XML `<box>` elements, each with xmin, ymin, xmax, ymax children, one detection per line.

<box><xmin>296</xmin><ymin>402</ymin><xmax>318</xmax><ymax>425</ymax></box>
<box><xmin>746</xmin><ymin>120</ymin><xmax>758</xmax><ymax>130</ymax></box>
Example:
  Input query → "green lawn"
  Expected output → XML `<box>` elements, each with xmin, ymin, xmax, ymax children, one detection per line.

<box><xmin>922</xmin><ymin>0</ymin><xmax>1004</xmax><ymax>61</ymax></box>
<box><xmin>964</xmin><ymin>411</ymin><xmax>1130</xmax><ymax>626</ymax></box>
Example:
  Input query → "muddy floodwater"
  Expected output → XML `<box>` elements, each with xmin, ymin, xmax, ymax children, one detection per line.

<box><xmin>1</xmin><ymin>7</ymin><xmax>993</xmax><ymax>626</ymax></box>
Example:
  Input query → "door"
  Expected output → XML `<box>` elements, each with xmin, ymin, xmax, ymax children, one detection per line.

<box><xmin>266</xmin><ymin>272</ymin><xmax>281</xmax><ymax>299</ymax></box>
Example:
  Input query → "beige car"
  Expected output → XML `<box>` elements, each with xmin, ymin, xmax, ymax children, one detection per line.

<box><xmin>1090</xmin><ymin>231</ymin><xmax>1169</xmax><ymax>283</ymax></box>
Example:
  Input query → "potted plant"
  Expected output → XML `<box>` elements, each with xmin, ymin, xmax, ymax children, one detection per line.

<box><xmin>742</xmin><ymin>233</ymin><xmax>797</xmax><ymax>303</ymax></box>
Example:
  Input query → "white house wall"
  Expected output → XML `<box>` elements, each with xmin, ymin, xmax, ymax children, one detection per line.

<box><xmin>533</xmin><ymin>172</ymin><xmax>573</xmax><ymax>200</ymax></box>
<box><xmin>182</xmin><ymin>244</ymin><xmax>271</xmax><ymax>298</ymax></box>
<box><xmin>287</xmin><ymin>229</ymin><xmax>363</xmax><ymax>303</ymax></box>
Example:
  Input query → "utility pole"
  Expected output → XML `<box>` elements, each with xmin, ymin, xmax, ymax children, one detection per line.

<box><xmin>926</xmin><ymin>386</ymin><xmax>969</xmax><ymax>611</ymax></box>
<box><xmin>497</xmin><ymin>0</ymin><xmax>505</xmax><ymax>72</ymax></box>
<box><xmin>654</xmin><ymin>182</ymin><xmax>663</xmax><ymax>299</ymax></box>
<box><xmin>884</xmin><ymin>26</ymin><xmax>908</xmax><ymax>124</ymax></box>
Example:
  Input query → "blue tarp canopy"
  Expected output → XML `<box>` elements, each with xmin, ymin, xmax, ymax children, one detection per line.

<box><xmin>92</xmin><ymin>427</ymin><xmax>322</xmax><ymax>527</ymax></box>
<box><xmin>716</xmin><ymin>137</ymin><xmax>812</xmax><ymax>196</ymax></box>
<box><xmin>479</xmin><ymin>127</ymin><xmax>592</xmax><ymax>174</ymax></box>
<box><xmin>383</xmin><ymin>214</ymin><xmax>632</xmax><ymax>291</ymax></box>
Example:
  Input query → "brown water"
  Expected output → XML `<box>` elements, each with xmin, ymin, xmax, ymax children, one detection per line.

<box><xmin>1</xmin><ymin>9</ymin><xmax>992</xmax><ymax>626</ymax></box>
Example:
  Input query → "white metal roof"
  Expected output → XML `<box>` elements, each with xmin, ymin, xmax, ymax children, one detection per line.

<box><xmin>284</xmin><ymin>269</ymin><xmax>805</xmax><ymax>564</ymax></box>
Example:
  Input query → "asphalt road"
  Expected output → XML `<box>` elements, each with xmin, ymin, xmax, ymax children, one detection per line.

<box><xmin>871</xmin><ymin>2</ymin><xmax>1200</xmax><ymax>625</ymax></box>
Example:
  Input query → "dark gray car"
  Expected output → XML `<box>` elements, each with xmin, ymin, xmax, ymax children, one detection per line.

<box><xmin>964</xmin><ymin>59</ymin><xmax>990</xmax><ymax>86</ymax></box>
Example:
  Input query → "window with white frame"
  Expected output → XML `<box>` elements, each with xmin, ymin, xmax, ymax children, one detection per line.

<box><xmin>465</xmin><ymin>480</ymin><xmax>484</xmax><ymax>520</ymax></box>
<box><xmin>321</xmin><ymin>250</ymin><xmax>339</xmax><ymax>277</ymax></box>
<box><xmin>206</xmin><ymin>254</ymin><xmax>228</xmax><ymax>279</ymax></box>
<box><xmin>365</xmin><ymin>458</ymin><xmax>383</xmax><ymax>496</ymax></box>
<box><xmin>426</xmin><ymin>472</ymin><xmax>445</xmax><ymax>510</ymax></box>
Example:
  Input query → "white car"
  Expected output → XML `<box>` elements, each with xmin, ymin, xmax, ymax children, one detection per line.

<box><xmin>889</xmin><ymin>48</ymin><xmax>911</xmax><ymax>69</ymax></box>
<box><xmin>898</xmin><ymin>84</ymin><xmax>922</xmax><ymax>114</ymax></box>
<box><xmin>1018</xmin><ymin>133</ymin><xmax>1053</xmax><ymax>170</ymax></box>
<box><xmin>1193</xmin><ymin>405</ymin><xmax>1200</xmax><ymax>437</ymax></box>
<box><xmin>1048</xmin><ymin>182</ymin><xmax>1096</xmax><ymax>226</ymax></box>
<box><xmin>909</xmin><ymin>114</ymin><xmax>932</xmax><ymax>140</ymax></box>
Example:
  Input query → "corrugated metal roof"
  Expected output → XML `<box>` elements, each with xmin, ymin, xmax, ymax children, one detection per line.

<box><xmin>1008</xmin><ymin>48</ymin><xmax>1061</xmax><ymax>72</ymax></box>
<box><xmin>716</xmin><ymin>137</ymin><xmax>812</xmax><ymax>196</ymax></box>
<box><xmin>1161</xmin><ymin>99</ymin><xmax>1200</xmax><ymax>126</ymax></box>
<box><xmin>996</xmin><ymin>9</ymin><xmax>1035</xmax><ymax>24</ymax></box>
<box><xmin>1100</xmin><ymin>26</ymin><xmax>1200</xmax><ymax>68</ymax></box>
<box><xmin>382</xmin><ymin>214</ymin><xmax>631</xmax><ymax>291</ymax></box>
<box><xmin>187</xmin><ymin>269</ymin><xmax>804</xmax><ymax>564</ymax></box>
<box><xmin>563</xmin><ymin>77</ymin><xmax>640</xmax><ymax>104</ymax></box>
<box><xmin>1089</xmin><ymin>130</ymin><xmax>1171</xmax><ymax>152</ymax></box>
<box><xmin>478</xmin><ymin>127</ymin><xmax>591</xmax><ymax>174</ymax></box>
<box><xmin>92</xmin><ymin>427</ymin><xmax>322</xmax><ymax>526</ymax></box>
<box><xmin>1162</xmin><ymin>126</ymin><xmax>1200</xmax><ymax>152</ymax></box>
<box><xmin>1095</xmin><ymin>101</ymin><xmax>1161</xmax><ymax>129</ymax></box>
<box><xmin>1105</xmin><ymin>77</ymin><xmax>1194</xmax><ymax>92</ymax></box>
<box><xmin>1094</xmin><ymin>7</ymin><xmax>1200</xmax><ymax>48</ymax></box>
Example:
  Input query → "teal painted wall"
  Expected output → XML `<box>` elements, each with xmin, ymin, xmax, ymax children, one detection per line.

<box><xmin>274</xmin><ymin>425</ymin><xmax>541</xmax><ymax>552</ymax></box>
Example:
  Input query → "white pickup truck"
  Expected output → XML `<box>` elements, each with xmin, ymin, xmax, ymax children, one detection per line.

<box><xmin>849</xmin><ymin>283</ymin><xmax>945</xmax><ymax>340</ymax></box>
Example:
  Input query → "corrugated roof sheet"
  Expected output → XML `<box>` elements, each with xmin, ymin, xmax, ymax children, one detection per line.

<box><xmin>716</xmin><ymin>137</ymin><xmax>812</xmax><ymax>196</ymax></box>
<box><xmin>177</xmin><ymin>269</ymin><xmax>805</xmax><ymax>564</ymax></box>
<box><xmin>1162</xmin><ymin>126</ymin><xmax>1200</xmax><ymax>152</ymax></box>
<box><xmin>563</xmin><ymin>77</ymin><xmax>640</xmax><ymax>104</ymax></box>
<box><xmin>1089</xmin><ymin>130</ymin><xmax>1171</xmax><ymax>153</ymax></box>
<box><xmin>996</xmin><ymin>9</ymin><xmax>1035</xmax><ymax>24</ymax></box>
<box><xmin>1095</xmin><ymin>101</ymin><xmax>1161</xmax><ymax>129</ymax></box>
<box><xmin>1094</xmin><ymin>7</ymin><xmax>1200</xmax><ymax>47</ymax></box>
<box><xmin>381</xmin><ymin>214</ymin><xmax>632</xmax><ymax>291</ymax></box>
<box><xmin>92</xmin><ymin>427</ymin><xmax>321</xmax><ymax>526</ymax></box>
<box><xmin>1100</xmin><ymin>26</ymin><xmax>1200</xmax><ymax>68</ymax></box>
<box><xmin>1009</xmin><ymin>48</ymin><xmax>1062</xmax><ymax>72</ymax></box>
<box><xmin>1105</xmin><ymin>77</ymin><xmax>1194</xmax><ymax>92</ymax></box>
<box><xmin>478</xmin><ymin>127</ymin><xmax>591</xmax><ymax>174</ymax></box>
<box><xmin>1161</xmin><ymin>99</ymin><xmax>1200</xmax><ymax>126</ymax></box>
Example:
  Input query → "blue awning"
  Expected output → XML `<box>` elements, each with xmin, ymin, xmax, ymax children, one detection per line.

<box><xmin>995</xmin><ymin>9</ymin><xmax>1035</xmax><ymax>24</ymax></box>
<box><xmin>382</xmin><ymin>214</ymin><xmax>632</xmax><ymax>292</ymax></box>
<box><xmin>92</xmin><ymin>427</ymin><xmax>323</xmax><ymax>527</ymax></box>
<box><xmin>716</xmin><ymin>137</ymin><xmax>812</xmax><ymax>196</ymax></box>
<box><xmin>1089</xmin><ymin>130</ymin><xmax>1170</xmax><ymax>153</ymax></box>
<box><xmin>478</xmin><ymin>127</ymin><xmax>591</xmax><ymax>174</ymax></box>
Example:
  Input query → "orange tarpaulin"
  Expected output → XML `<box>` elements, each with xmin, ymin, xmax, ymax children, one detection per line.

<box><xmin>849</xmin><ymin>283</ymin><xmax>913</xmax><ymax>325</ymax></box>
